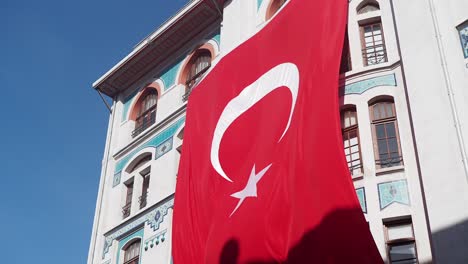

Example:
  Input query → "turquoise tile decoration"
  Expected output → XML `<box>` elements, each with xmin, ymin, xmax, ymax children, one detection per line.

<box><xmin>355</xmin><ymin>187</ymin><xmax>367</xmax><ymax>213</ymax></box>
<box><xmin>121</xmin><ymin>89</ymin><xmax>140</xmax><ymax>122</ymax></box>
<box><xmin>102</xmin><ymin>195</ymin><xmax>174</xmax><ymax>259</ymax></box>
<box><xmin>112</xmin><ymin>171</ymin><xmax>122</xmax><ymax>187</ymax></box>
<box><xmin>211</xmin><ymin>29</ymin><xmax>221</xmax><ymax>48</ymax></box>
<box><xmin>257</xmin><ymin>0</ymin><xmax>264</xmax><ymax>10</ymax></box>
<box><xmin>378</xmin><ymin>179</ymin><xmax>410</xmax><ymax>210</ymax></box>
<box><xmin>341</xmin><ymin>74</ymin><xmax>396</xmax><ymax>95</ymax></box>
<box><xmin>113</xmin><ymin>116</ymin><xmax>185</xmax><ymax>184</ymax></box>
<box><xmin>160</xmin><ymin>60</ymin><xmax>183</xmax><ymax>90</ymax></box>
<box><xmin>458</xmin><ymin>21</ymin><xmax>468</xmax><ymax>58</ymax></box>
<box><xmin>155</xmin><ymin>137</ymin><xmax>173</xmax><ymax>160</ymax></box>
<box><xmin>116</xmin><ymin>228</ymin><xmax>144</xmax><ymax>264</ymax></box>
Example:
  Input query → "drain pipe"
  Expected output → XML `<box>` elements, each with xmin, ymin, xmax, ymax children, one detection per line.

<box><xmin>427</xmin><ymin>0</ymin><xmax>468</xmax><ymax>180</ymax></box>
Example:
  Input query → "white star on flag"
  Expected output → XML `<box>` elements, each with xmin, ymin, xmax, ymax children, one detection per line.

<box><xmin>230</xmin><ymin>164</ymin><xmax>273</xmax><ymax>217</ymax></box>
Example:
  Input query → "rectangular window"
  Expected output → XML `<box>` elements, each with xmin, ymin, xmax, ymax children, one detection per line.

<box><xmin>341</xmin><ymin>109</ymin><xmax>362</xmax><ymax>176</ymax></box>
<box><xmin>360</xmin><ymin>21</ymin><xmax>387</xmax><ymax>66</ymax></box>
<box><xmin>457</xmin><ymin>20</ymin><xmax>468</xmax><ymax>58</ymax></box>
<box><xmin>370</xmin><ymin>101</ymin><xmax>403</xmax><ymax>169</ymax></box>
<box><xmin>123</xmin><ymin>181</ymin><xmax>133</xmax><ymax>218</ymax></box>
<box><xmin>384</xmin><ymin>219</ymin><xmax>418</xmax><ymax>264</ymax></box>
<box><xmin>139</xmin><ymin>174</ymin><xmax>150</xmax><ymax>209</ymax></box>
<box><xmin>343</xmin><ymin>129</ymin><xmax>362</xmax><ymax>176</ymax></box>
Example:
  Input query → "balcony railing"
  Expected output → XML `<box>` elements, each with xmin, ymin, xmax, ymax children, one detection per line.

<box><xmin>362</xmin><ymin>44</ymin><xmax>388</xmax><ymax>66</ymax></box>
<box><xmin>182</xmin><ymin>65</ymin><xmax>211</xmax><ymax>101</ymax></box>
<box><xmin>132</xmin><ymin>108</ymin><xmax>156</xmax><ymax>137</ymax></box>
<box><xmin>376</xmin><ymin>155</ymin><xmax>403</xmax><ymax>168</ymax></box>
<box><xmin>139</xmin><ymin>192</ymin><xmax>148</xmax><ymax>209</ymax></box>
<box><xmin>348</xmin><ymin>163</ymin><xmax>363</xmax><ymax>176</ymax></box>
<box><xmin>122</xmin><ymin>203</ymin><xmax>131</xmax><ymax>218</ymax></box>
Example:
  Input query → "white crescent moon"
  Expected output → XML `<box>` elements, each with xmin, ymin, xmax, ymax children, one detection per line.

<box><xmin>210</xmin><ymin>62</ymin><xmax>300</xmax><ymax>182</ymax></box>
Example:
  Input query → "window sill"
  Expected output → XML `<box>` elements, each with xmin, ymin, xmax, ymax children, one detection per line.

<box><xmin>376</xmin><ymin>165</ymin><xmax>404</xmax><ymax>176</ymax></box>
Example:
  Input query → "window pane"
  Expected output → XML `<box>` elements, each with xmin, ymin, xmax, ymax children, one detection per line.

<box><xmin>388</xmin><ymin>138</ymin><xmax>399</xmax><ymax>153</ymax></box>
<box><xmin>388</xmin><ymin>223</ymin><xmax>413</xmax><ymax>240</ymax></box>
<box><xmin>378</xmin><ymin>139</ymin><xmax>388</xmax><ymax>154</ymax></box>
<box><xmin>385</xmin><ymin>122</ymin><xmax>396</xmax><ymax>137</ymax></box>
<box><xmin>389</xmin><ymin>242</ymin><xmax>417</xmax><ymax>263</ymax></box>
<box><xmin>376</xmin><ymin>124</ymin><xmax>386</xmax><ymax>139</ymax></box>
<box><xmin>373</xmin><ymin>105</ymin><xmax>381</xmax><ymax>120</ymax></box>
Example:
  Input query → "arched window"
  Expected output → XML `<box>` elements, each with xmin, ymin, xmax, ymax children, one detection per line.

<box><xmin>123</xmin><ymin>239</ymin><xmax>141</xmax><ymax>264</ymax></box>
<box><xmin>266</xmin><ymin>0</ymin><xmax>287</xmax><ymax>20</ymax></box>
<box><xmin>369</xmin><ymin>99</ymin><xmax>403</xmax><ymax>169</ymax></box>
<box><xmin>341</xmin><ymin>107</ymin><xmax>362</xmax><ymax>177</ymax></box>
<box><xmin>360</xmin><ymin>19</ymin><xmax>387</xmax><ymax>66</ymax></box>
<box><xmin>127</xmin><ymin>154</ymin><xmax>151</xmax><ymax>173</ymax></box>
<box><xmin>132</xmin><ymin>89</ymin><xmax>158</xmax><ymax>137</ymax></box>
<box><xmin>357</xmin><ymin>1</ymin><xmax>380</xmax><ymax>14</ymax></box>
<box><xmin>183</xmin><ymin>50</ymin><xmax>212</xmax><ymax>101</ymax></box>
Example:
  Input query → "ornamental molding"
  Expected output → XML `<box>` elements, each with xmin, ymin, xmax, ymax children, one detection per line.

<box><xmin>378</xmin><ymin>179</ymin><xmax>410</xmax><ymax>210</ymax></box>
<box><xmin>102</xmin><ymin>194</ymin><xmax>174</xmax><ymax>259</ymax></box>
<box><xmin>111</xmin><ymin>115</ymin><xmax>185</xmax><ymax>187</ymax></box>
<box><xmin>341</xmin><ymin>73</ymin><xmax>397</xmax><ymax>95</ymax></box>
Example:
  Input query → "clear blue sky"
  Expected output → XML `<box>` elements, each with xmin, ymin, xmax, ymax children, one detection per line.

<box><xmin>1</xmin><ymin>0</ymin><xmax>187</xmax><ymax>263</ymax></box>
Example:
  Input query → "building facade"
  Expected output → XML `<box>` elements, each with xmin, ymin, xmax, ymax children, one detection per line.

<box><xmin>88</xmin><ymin>1</ymin><xmax>468</xmax><ymax>264</ymax></box>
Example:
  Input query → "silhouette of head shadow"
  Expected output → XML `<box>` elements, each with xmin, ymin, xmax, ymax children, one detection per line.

<box><xmin>220</xmin><ymin>239</ymin><xmax>240</xmax><ymax>264</ymax></box>
<box><xmin>218</xmin><ymin>208</ymin><xmax>383</xmax><ymax>264</ymax></box>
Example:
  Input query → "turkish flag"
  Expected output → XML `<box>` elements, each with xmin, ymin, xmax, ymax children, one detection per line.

<box><xmin>173</xmin><ymin>0</ymin><xmax>383</xmax><ymax>263</ymax></box>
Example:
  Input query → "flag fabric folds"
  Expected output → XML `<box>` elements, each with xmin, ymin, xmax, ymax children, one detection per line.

<box><xmin>173</xmin><ymin>0</ymin><xmax>383</xmax><ymax>263</ymax></box>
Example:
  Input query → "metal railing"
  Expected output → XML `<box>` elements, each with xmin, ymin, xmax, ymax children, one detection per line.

<box><xmin>362</xmin><ymin>44</ymin><xmax>388</xmax><ymax>66</ymax></box>
<box><xmin>348</xmin><ymin>163</ymin><xmax>363</xmax><ymax>176</ymax></box>
<box><xmin>376</xmin><ymin>155</ymin><xmax>403</xmax><ymax>168</ymax></box>
<box><xmin>182</xmin><ymin>65</ymin><xmax>211</xmax><ymax>101</ymax></box>
<box><xmin>131</xmin><ymin>109</ymin><xmax>156</xmax><ymax>137</ymax></box>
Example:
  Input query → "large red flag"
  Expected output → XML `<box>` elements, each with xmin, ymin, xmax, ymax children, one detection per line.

<box><xmin>173</xmin><ymin>0</ymin><xmax>383</xmax><ymax>263</ymax></box>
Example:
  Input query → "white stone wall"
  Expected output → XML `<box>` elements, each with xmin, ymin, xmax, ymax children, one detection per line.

<box><xmin>89</xmin><ymin>0</ymin><xmax>468</xmax><ymax>263</ymax></box>
<box><xmin>392</xmin><ymin>0</ymin><xmax>468</xmax><ymax>263</ymax></box>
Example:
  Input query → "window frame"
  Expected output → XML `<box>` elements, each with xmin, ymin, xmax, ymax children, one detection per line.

<box><xmin>182</xmin><ymin>49</ymin><xmax>212</xmax><ymax>101</ymax></box>
<box><xmin>132</xmin><ymin>89</ymin><xmax>158</xmax><ymax>137</ymax></box>
<box><xmin>384</xmin><ymin>219</ymin><xmax>419</xmax><ymax>264</ymax></box>
<box><xmin>369</xmin><ymin>100</ymin><xmax>403</xmax><ymax>170</ymax></box>
<box><xmin>123</xmin><ymin>239</ymin><xmax>141</xmax><ymax>264</ymax></box>
<box><xmin>139</xmin><ymin>171</ymin><xmax>150</xmax><ymax>209</ymax></box>
<box><xmin>265</xmin><ymin>0</ymin><xmax>287</xmax><ymax>21</ymax></box>
<box><xmin>122</xmin><ymin>180</ymin><xmax>134</xmax><ymax>219</ymax></box>
<box><xmin>360</xmin><ymin>20</ymin><xmax>388</xmax><ymax>66</ymax></box>
<box><xmin>341</xmin><ymin>107</ymin><xmax>363</xmax><ymax>178</ymax></box>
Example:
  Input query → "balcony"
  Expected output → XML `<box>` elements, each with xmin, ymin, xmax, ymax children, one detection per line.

<box><xmin>132</xmin><ymin>108</ymin><xmax>156</xmax><ymax>137</ymax></box>
<box><xmin>182</xmin><ymin>64</ymin><xmax>211</xmax><ymax>101</ymax></box>
<box><xmin>122</xmin><ymin>203</ymin><xmax>131</xmax><ymax>218</ymax></box>
<box><xmin>376</xmin><ymin>155</ymin><xmax>403</xmax><ymax>168</ymax></box>
<box><xmin>362</xmin><ymin>44</ymin><xmax>387</xmax><ymax>66</ymax></box>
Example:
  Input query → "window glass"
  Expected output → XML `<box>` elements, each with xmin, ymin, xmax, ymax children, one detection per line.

<box><xmin>388</xmin><ymin>223</ymin><xmax>414</xmax><ymax>240</ymax></box>
<box><xmin>341</xmin><ymin>108</ymin><xmax>362</xmax><ymax>176</ymax></box>
<box><xmin>124</xmin><ymin>240</ymin><xmax>141</xmax><ymax>264</ymax></box>
<box><xmin>361</xmin><ymin>22</ymin><xmax>387</xmax><ymax>66</ymax></box>
<box><xmin>389</xmin><ymin>242</ymin><xmax>417</xmax><ymax>264</ymax></box>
